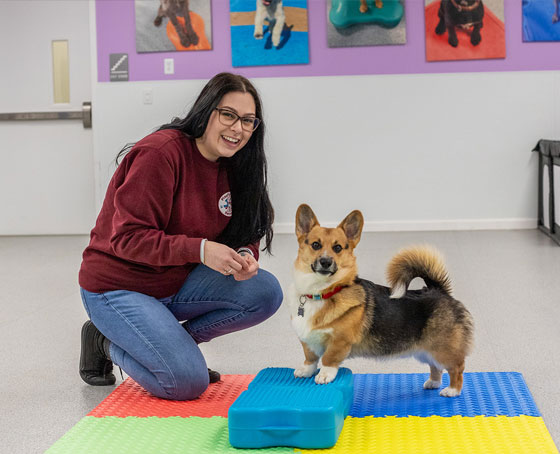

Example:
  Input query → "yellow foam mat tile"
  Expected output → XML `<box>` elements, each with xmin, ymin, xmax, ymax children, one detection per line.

<box><xmin>296</xmin><ymin>415</ymin><xmax>559</xmax><ymax>454</ymax></box>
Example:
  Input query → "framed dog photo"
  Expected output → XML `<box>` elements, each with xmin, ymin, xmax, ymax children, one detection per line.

<box><xmin>230</xmin><ymin>0</ymin><xmax>310</xmax><ymax>67</ymax></box>
<box><xmin>134</xmin><ymin>0</ymin><xmax>212</xmax><ymax>53</ymax></box>
<box><xmin>424</xmin><ymin>0</ymin><xmax>505</xmax><ymax>62</ymax></box>
<box><xmin>327</xmin><ymin>0</ymin><xmax>406</xmax><ymax>48</ymax></box>
<box><xmin>522</xmin><ymin>0</ymin><xmax>560</xmax><ymax>42</ymax></box>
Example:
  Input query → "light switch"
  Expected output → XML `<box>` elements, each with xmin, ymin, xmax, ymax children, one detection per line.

<box><xmin>164</xmin><ymin>58</ymin><xmax>174</xmax><ymax>75</ymax></box>
<box><xmin>143</xmin><ymin>88</ymin><xmax>153</xmax><ymax>105</ymax></box>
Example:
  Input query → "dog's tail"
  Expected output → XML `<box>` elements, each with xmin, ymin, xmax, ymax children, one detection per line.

<box><xmin>386</xmin><ymin>245</ymin><xmax>452</xmax><ymax>299</ymax></box>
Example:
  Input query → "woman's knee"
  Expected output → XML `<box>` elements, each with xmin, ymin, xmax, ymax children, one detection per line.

<box><xmin>250</xmin><ymin>269</ymin><xmax>283</xmax><ymax>318</ymax></box>
<box><xmin>160</xmin><ymin>365</ymin><xmax>209</xmax><ymax>401</ymax></box>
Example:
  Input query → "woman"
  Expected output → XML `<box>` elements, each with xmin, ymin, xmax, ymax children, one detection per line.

<box><xmin>78</xmin><ymin>73</ymin><xmax>283</xmax><ymax>400</ymax></box>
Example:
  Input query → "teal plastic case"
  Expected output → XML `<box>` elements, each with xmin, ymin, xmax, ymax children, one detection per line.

<box><xmin>228</xmin><ymin>367</ymin><xmax>353</xmax><ymax>449</ymax></box>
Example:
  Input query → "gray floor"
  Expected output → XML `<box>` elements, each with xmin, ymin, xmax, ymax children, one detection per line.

<box><xmin>1</xmin><ymin>230</ymin><xmax>560</xmax><ymax>453</ymax></box>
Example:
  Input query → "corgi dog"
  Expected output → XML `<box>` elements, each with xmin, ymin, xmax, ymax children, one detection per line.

<box><xmin>289</xmin><ymin>204</ymin><xmax>474</xmax><ymax>397</ymax></box>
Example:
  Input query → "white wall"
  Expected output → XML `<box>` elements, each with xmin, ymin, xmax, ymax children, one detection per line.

<box><xmin>93</xmin><ymin>71</ymin><xmax>559</xmax><ymax>233</ymax></box>
<box><xmin>1</xmin><ymin>3</ymin><xmax>558</xmax><ymax>236</ymax></box>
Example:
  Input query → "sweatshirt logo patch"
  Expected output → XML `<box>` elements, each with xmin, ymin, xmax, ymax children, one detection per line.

<box><xmin>219</xmin><ymin>192</ymin><xmax>232</xmax><ymax>217</ymax></box>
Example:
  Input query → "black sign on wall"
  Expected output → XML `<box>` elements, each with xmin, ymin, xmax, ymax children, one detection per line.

<box><xmin>110</xmin><ymin>54</ymin><xmax>128</xmax><ymax>82</ymax></box>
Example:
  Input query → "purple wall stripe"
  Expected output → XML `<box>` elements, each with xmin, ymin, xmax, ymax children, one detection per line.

<box><xmin>96</xmin><ymin>0</ymin><xmax>560</xmax><ymax>82</ymax></box>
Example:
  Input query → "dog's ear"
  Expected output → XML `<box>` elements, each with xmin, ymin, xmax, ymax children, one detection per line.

<box><xmin>338</xmin><ymin>210</ymin><xmax>364</xmax><ymax>247</ymax></box>
<box><xmin>296</xmin><ymin>204</ymin><xmax>319</xmax><ymax>237</ymax></box>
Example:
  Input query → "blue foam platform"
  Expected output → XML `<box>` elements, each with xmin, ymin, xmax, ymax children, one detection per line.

<box><xmin>249</xmin><ymin>366</ymin><xmax>354</xmax><ymax>415</ymax></box>
<box><xmin>350</xmin><ymin>372</ymin><xmax>541</xmax><ymax>418</ymax></box>
<box><xmin>228</xmin><ymin>367</ymin><xmax>353</xmax><ymax>449</ymax></box>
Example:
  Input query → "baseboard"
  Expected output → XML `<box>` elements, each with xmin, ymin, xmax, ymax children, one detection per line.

<box><xmin>273</xmin><ymin>218</ymin><xmax>538</xmax><ymax>234</ymax></box>
<box><xmin>0</xmin><ymin>219</ymin><xmax>538</xmax><ymax>237</ymax></box>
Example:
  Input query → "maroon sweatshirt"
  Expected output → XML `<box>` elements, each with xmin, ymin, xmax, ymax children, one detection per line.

<box><xmin>79</xmin><ymin>129</ymin><xmax>259</xmax><ymax>298</ymax></box>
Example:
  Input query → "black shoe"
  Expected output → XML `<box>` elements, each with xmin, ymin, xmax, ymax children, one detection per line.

<box><xmin>79</xmin><ymin>321</ymin><xmax>116</xmax><ymax>386</ymax></box>
<box><xmin>208</xmin><ymin>368</ymin><xmax>221</xmax><ymax>383</ymax></box>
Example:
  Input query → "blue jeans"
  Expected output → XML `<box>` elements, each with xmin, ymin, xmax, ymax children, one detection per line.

<box><xmin>80</xmin><ymin>265</ymin><xmax>282</xmax><ymax>400</ymax></box>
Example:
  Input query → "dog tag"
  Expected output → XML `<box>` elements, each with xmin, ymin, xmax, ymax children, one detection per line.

<box><xmin>298</xmin><ymin>296</ymin><xmax>306</xmax><ymax>317</ymax></box>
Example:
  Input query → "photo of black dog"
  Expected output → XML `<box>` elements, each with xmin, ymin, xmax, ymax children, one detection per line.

<box><xmin>154</xmin><ymin>0</ymin><xmax>199</xmax><ymax>48</ymax></box>
<box><xmin>435</xmin><ymin>0</ymin><xmax>484</xmax><ymax>47</ymax></box>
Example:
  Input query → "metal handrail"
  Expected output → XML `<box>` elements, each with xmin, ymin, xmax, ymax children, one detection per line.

<box><xmin>0</xmin><ymin>101</ymin><xmax>92</xmax><ymax>128</ymax></box>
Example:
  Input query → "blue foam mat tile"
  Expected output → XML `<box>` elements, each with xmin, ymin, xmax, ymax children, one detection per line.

<box><xmin>350</xmin><ymin>371</ymin><xmax>541</xmax><ymax>418</ymax></box>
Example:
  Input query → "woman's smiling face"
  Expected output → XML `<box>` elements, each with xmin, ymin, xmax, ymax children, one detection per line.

<box><xmin>196</xmin><ymin>91</ymin><xmax>257</xmax><ymax>162</ymax></box>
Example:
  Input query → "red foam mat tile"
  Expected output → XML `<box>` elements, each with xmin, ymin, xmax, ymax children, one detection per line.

<box><xmin>88</xmin><ymin>374</ymin><xmax>255</xmax><ymax>418</ymax></box>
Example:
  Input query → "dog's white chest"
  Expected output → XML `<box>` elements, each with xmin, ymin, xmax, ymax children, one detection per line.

<box><xmin>288</xmin><ymin>285</ymin><xmax>332</xmax><ymax>356</ymax></box>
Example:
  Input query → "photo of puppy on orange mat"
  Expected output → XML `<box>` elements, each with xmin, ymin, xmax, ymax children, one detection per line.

<box><xmin>135</xmin><ymin>0</ymin><xmax>211</xmax><ymax>53</ymax></box>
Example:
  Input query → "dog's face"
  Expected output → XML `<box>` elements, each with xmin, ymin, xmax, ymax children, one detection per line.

<box><xmin>294</xmin><ymin>204</ymin><xmax>363</xmax><ymax>289</ymax></box>
<box><xmin>456</xmin><ymin>0</ymin><xmax>477</xmax><ymax>6</ymax></box>
<box><xmin>446</xmin><ymin>0</ymin><xmax>484</xmax><ymax>16</ymax></box>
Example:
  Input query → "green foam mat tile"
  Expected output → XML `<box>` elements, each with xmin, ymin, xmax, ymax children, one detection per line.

<box><xmin>46</xmin><ymin>416</ymin><xmax>293</xmax><ymax>454</ymax></box>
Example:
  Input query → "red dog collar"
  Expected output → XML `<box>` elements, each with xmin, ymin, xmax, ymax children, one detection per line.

<box><xmin>298</xmin><ymin>285</ymin><xmax>346</xmax><ymax>317</ymax></box>
<box><xmin>298</xmin><ymin>286</ymin><xmax>346</xmax><ymax>317</ymax></box>
<box><xmin>305</xmin><ymin>285</ymin><xmax>345</xmax><ymax>300</ymax></box>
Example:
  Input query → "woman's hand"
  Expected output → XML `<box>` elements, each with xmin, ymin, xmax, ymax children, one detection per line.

<box><xmin>203</xmin><ymin>241</ymin><xmax>246</xmax><ymax>276</ymax></box>
<box><xmin>233</xmin><ymin>253</ymin><xmax>259</xmax><ymax>281</ymax></box>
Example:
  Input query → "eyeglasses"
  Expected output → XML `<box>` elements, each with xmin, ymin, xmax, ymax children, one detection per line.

<box><xmin>215</xmin><ymin>108</ymin><xmax>261</xmax><ymax>132</ymax></box>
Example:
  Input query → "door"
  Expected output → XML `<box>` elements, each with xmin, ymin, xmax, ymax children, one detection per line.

<box><xmin>0</xmin><ymin>0</ymin><xmax>95</xmax><ymax>235</ymax></box>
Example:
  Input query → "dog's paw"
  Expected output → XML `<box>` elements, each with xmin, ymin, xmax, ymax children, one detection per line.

<box><xmin>448</xmin><ymin>35</ymin><xmax>458</xmax><ymax>47</ymax></box>
<box><xmin>294</xmin><ymin>363</ymin><xmax>317</xmax><ymax>378</ymax></box>
<box><xmin>470</xmin><ymin>30</ymin><xmax>481</xmax><ymax>46</ymax></box>
<box><xmin>179</xmin><ymin>36</ymin><xmax>192</xmax><ymax>48</ymax></box>
<box><xmin>553</xmin><ymin>14</ymin><xmax>559</xmax><ymax>23</ymax></box>
<box><xmin>314</xmin><ymin>366</ymin><xmax>338</xmax><ymax>384</ymax></box>
<box><xmin>254</xmin><ymin>31</ymin><xmax>264</xmax><ymax>39</ymax></box>
<box><xmin>435</xmin><ymin>21</ymin><xmax>446</xmax><ymax>35</ymax></box>
<box><xmin>440</xmin><ymin>386</ymin><xmax>461</xmax><ymax>397</ymax></box>
<box><xmin>272</xmin><ymin>36</ymin><xmax>280</xmax><ymax>47</ymax></box>
<box><xmin>423</xmin><ymin>379</ymin><xmax>442</xmax><ymax>390</ymax></box>
<box><xmin>154</xmin><ymin>17</ymin><xmax>163</xmax><ymax>27</ymax></box>
<box><xmin>187</xmin><ymin>32</ymin><xmax>199</xmax><ymax>46</ymax></box>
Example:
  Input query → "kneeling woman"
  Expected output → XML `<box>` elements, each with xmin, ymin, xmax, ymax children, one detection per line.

<box><xmin>78</xmin><ymin>73</ymin><xmax>283</xmax><ymax>400</ymax></box>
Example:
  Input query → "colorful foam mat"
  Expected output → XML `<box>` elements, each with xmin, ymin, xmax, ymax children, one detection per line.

<box><xmin>47</xmin><ymin>371</ymin><xmax>559</xmax><ymax>454</ymax></box>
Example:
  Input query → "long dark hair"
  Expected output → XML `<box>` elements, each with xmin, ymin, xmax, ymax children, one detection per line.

<box><xmin>116</xmin><ymin>73</ymin><xmax>274</xmax><ymax>253</ymax></box>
